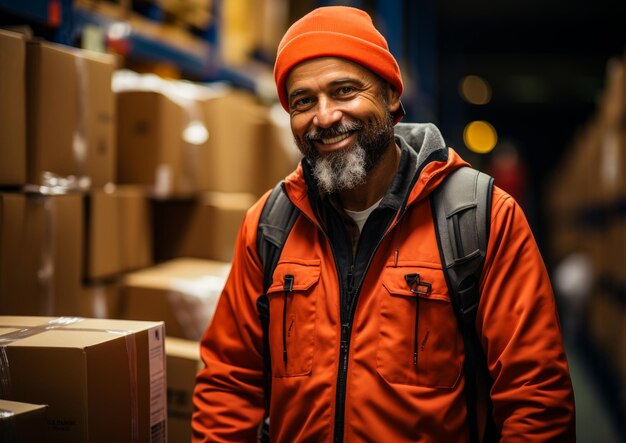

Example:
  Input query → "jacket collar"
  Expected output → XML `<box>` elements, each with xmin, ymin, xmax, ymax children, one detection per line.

<box><xmin>283</xmin><ymin>123</ymin><xmax>468</xmax><ymax>222</ymax></box>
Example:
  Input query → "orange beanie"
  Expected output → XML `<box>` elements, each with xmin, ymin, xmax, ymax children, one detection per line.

<box><xmin>274</xmin><ymin>6</ymin><xmax>404</xmax><ymax>113</ymax></box>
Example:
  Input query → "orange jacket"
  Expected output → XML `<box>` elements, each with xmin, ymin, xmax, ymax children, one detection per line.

<box><xmin>192</xmin><ymin>123</ymin><xmax>575</xmax><ymax>442</ymax></box>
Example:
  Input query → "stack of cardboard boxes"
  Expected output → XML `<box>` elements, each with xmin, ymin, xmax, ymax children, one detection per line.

<box><xmin>0</xmin><ymin>27</ymin><xmax>299</xmax><ymax>441</ymax></box>
<box><xmin>1</xmin><ymin>30</ymin><xmax>118</xmax><ymax>317</ymax></box>
<box><xmin>546</xmin><ymin>53</ymin><xmax>626</xmax><ymax>411</ymax></box>
<box><xmin>0</xmin><ymin>316</ymin><xmax>167</xmax><ymax>442</ymax></box>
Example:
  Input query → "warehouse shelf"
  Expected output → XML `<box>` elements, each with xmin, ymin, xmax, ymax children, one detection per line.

<box><xmin>0</xmin><ymin>0</ymin><xmax>64</xmax><ymax>27</ymax></box>
<box><xmin>0</xmin><ymin>0</ymin><xmax>269</xmax><ymax>91</ymax></box>
<box><xmin>74</xmin><ymin>3</ymin><xmax>218</xmax><ymax>78</ymax></box>
<box><xmin>0</xmin><ymin>0</ymin><xmax>219</xmax><ymax>78</ymax></box>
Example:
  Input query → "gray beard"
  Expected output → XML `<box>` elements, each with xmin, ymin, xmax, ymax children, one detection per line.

<box><xmin>311</xmin><ymin>143</ymin><xmax>367</xmax><ymax>195</ymax></box>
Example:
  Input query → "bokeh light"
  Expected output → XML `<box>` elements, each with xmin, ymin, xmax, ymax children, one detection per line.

<box><xmin>459</xmin><ymin>75</ymin><xmax>492</xmax><ymax>105</ymax></box>
<box><xmin>463</xmin><ymin>120</ymin><xmax>498</xmax><ymax>153</ymax></box>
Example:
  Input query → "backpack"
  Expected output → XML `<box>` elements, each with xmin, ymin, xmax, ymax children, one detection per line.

<box><xmin>255</xmin><ymin>166</ymin><xmax>499</xmax><ymax>443</ymax></box>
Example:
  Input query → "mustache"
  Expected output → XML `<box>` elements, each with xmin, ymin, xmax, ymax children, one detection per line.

<box><xmin>305</xmin><ymin>120</ymin><xmax>363</xmax><ymax>141</ymax></box>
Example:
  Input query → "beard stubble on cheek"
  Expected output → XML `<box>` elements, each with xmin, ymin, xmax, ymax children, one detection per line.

<box><xmin>293</xmin><ymin>110</ymin><xmax>394</xmax><ymax>194</ymax></box>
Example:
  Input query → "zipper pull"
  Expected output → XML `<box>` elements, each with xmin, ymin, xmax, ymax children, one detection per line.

<box><xmin>404</xmin><ymin>274</ymin><xmax>427</xmax><ymax>366</ymax></box>
<box><xmin>404</xmin><ymin>273</ymin><xmax>432</xmax><ymax>296</ymax></box>
<box><xmin>284</xmin><ymin>274</ymin><xmax>294</xmax><ymax>292</ymax></box>
<box><xmin>283</xmin><ymin>274</ymin><xmax>294</xmax><ymax>367</ymax></box>
<box><xmin>347</xmin><ymin>265</ymin><xmax>355</xmax><ymax>294</ymax></box>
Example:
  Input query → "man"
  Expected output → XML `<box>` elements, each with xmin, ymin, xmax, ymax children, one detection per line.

<box><xmin>192</xmin><ymin>6</ymin><xmax>575</xmax><ymax>442</ymax></box>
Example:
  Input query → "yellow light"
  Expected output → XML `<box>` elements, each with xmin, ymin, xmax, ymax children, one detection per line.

<box><xmin>459</xmin><ymin>75</ymin><xmax>492</xmax><ymax>105</ymax></box>
<box><xmin>463</xmin><ymin>121</ymin><xmax>497</xmax><ymax>154</ymax></box>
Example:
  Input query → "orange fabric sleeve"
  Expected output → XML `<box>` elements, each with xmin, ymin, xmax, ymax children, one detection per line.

<box><xmin>478</xmin><ymin>186</ymin><xmax>576</xmax><ymax>442</ymax></box>
<box><xmin>192</xmin><ymin>198</ymin><xmax>268</xmax><ymax>442</ymax></box>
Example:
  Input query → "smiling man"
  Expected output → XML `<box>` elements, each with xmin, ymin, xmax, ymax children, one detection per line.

<box><xmin>192</xmin><ymin>6</ymin><xmax>576</xmax><ymax>443</ymax></box>
<box><xmin>288</xmin><ymin>57</ymin><xmax>400</xmax><ymax>209</ymax></box>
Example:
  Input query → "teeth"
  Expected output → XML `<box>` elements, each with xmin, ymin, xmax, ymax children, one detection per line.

<box><xmin>321</xmin><ymin>132</ymin><xmax>350</xmax><ymax>145</ymax></box>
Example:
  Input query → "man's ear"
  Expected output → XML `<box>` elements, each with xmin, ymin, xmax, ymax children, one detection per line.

<box><xmin>386</xmin><ymin>86</ymin><xmax>401</xmax><ymax>114</ymax></box>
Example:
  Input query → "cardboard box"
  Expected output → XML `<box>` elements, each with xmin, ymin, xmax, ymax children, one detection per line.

<box><xmin>607</xmin><ymin>217</ymin><xmax>626</xmax><ymax>280</ymax></box>
<box><xmin>118</xmin><ymin>186</ymin><xmax>153</xmax><ymax>272</ymax></box>
<box><xmin>116</xmin><ymin>90</ymin><xmax>187</xmax><ymax>195</ymax></box>
<box><xmin>0</xmin><ymin>399</ymin><xmax>48</xmax><ymax>442</ymax></box>
<box><xmin>201</xmin><ymin>90</ymin><xmax>299</xmax><ymax>196</ymax></box>
<box><xmin>261</xmin><ymin>108</ymin><xmax>301</xmax><ymax>192</ymax></box>
<box><xmin>166</xmin><ymin>337</ymin><xmax>203</xmax><ymax>443</ymax></box>
<box><xmin>120</xmin><ymin>258</ymin><xmax>230</xmax><ymax>340</ymax></box>
<box><xmin>0</xmin><ymin>316</ymin><xmax>166</xmax><ymax>443</ymax></box>
<box><xmin>0</xmin><ymin>29</ymin><xmax>27</xmax><ymax>185</ymax></box>
<box><xmin>201</xmin><ymin>89</ymin><xmax>267</xmax><ymax>195</ymax></box>
<box><xmin>85</xmin><ymin>188</ymin><xmax>122</xmax><ymax>280</ymax></box>
<box><xmin>116</xmin><ymin>88</ymin><xmax>214</xmax><ymax>196</ymax></box>
<box><xmin>153</xmin><ymin>191</ymin><xmax>256</xmax><ymax>263</ymax></box>
<box><xmin>82</xmin><ymin>49</ymin><xmax>117</xmax><ymax>188</ymax></box>
<box><xmin>27</xmin><ymin>40</ymin><xmax>116</xmax><ymax>188</ymax></box>
<box><xmin>597</xmin><ymin>54</ymin><xmax>625</xmax><ymax>131</ymax></box>
<box><xmin>116</xmin><ymin>85</ymin><xmax>297</xmax><ymax>197</ymax></box>
<box><xmin>80</xmin><ymin>281</ymin><xmax>122</xmax><ymax>319</ymax></box>
<box><xmin>594</xmin><ymin>121</ymin><xmax>624</xmax><ymax>203</ymax></box>
<box><xmin>0</xmin><ymin>193</ymin><xmax>83</xmax><ymax>316</ymax></box>
<box><xmin>85</xmin><ymin>186</ymin><xmax>153</xmax><ymax>280</ymax></box>
<box><xmin>587</xmin><ymin>292</ymin><xmax>626</xmax><ymax>378</ymax></box>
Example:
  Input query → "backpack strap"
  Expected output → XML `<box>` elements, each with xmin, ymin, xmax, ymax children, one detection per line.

<box><xmin>255</xmin><ymin>181</ymin><xmax>299</xmax><ymax>442</ymax></box>
<box><xmin>431</xmin><ymin>166</ymin><xmax>499</xmax><ymax>443</ymax></box>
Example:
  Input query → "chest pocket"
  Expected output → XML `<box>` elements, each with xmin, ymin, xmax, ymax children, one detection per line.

<box><xmin>266</xmin><ymin>257</ymin><xmax>320</xmax><ymax>377</ymax></box>
<box><xmin>377</xmin><ymin>263</ymin><xmax>462</xmax><ymax>388</ymax></box>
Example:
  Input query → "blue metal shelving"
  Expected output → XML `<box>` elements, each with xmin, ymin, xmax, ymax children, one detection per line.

<box><xmin>73</xmin><ymin>6</ymin><xmax>217</xmax><ymax>78</ymax></box>
<box><xmin>0</xmin><ymin>1</ymin><xmax>436</xmax><ymax>112</ymax></box>
<box><xmin>0</xmin><ymin>0</ymin><xmax>63</xmax><ymax>26</ymax></box>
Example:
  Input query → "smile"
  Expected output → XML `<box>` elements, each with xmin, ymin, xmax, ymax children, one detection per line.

<box><xmin>321</xmin><ymin>132</ymin><xmax>351</xmax><ymax>145</ymax></box>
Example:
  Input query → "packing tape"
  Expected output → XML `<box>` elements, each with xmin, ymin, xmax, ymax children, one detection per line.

<box><xmin>167</xmin><ymin>274</ymin><xmax>226</xmax><ymax>340</ymax></box>
<box><xmin>32</xmin><ymin>173</ymin><xmax>90</xmax><ymax>194</ymax></box>
<box><xmin>122</xmin><ymin>332</ymin><xmax>140</xmax><ymax>442</ymax></box>
<box><xmin>0</xmin><ymin>407</ymin><xmax>17</xmax><ymax>443</ymax></box>
<box><xmin>0</xmin><ymin>409</ymin><xmax>15</xmax><ymax>418</ymax></box>
<box><xmin>0</xmin><ymin>347</ymin><xmax>11</xmax><ymax>398</ymax></box>
<box><xmin>73</xmin><ymin>55</ymin><xmax>88</xmax><ymax>185</ymax></box>
<box><xmin>24</xmin><ymin>53</ymin><xmax>91</xmax><ymax>194</ymax></box>
<box><xmin>0</xmin><ymin>317</ymin><xmax>143</xmax><ymax>442</ymax></box>
<box><xmin>39</xmin><ymin>195</ymin><xmax>55</xmax><ymax>316</ymax></box>
<box><xmin>0</xmin><ymin>317</ymin><xmax>84</xmax><ymax>399</ymax></box>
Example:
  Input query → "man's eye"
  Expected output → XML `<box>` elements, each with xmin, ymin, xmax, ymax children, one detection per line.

<box><xmin>292</xmin><ymin>97</ymin><xmax>313</xmax><ymax>108</ymax></box>
<box><xmin>338</xmin><ymin>86</ymin><xmax>354</xmax><ymax>95</ymax></box>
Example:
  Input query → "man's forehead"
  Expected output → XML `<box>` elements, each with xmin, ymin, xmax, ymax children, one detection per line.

<box><xmin>286</xmin><ymin>57</ymin><xmax>377</xmax><ymax>90</ymax></box>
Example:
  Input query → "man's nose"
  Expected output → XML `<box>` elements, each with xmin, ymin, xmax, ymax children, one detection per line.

<box><xmin>312</xmin><ymin>97</ymin><xmax>342</xmax><ymax>128</ymax></box>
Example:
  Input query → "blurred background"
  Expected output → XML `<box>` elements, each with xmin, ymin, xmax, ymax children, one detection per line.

<box><xmin>0</xmin><ymin>0</ymin><xmax>624</xmax><ymax>441</ymax></box>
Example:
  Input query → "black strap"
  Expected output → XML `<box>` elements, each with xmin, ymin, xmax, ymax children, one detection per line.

<box><xmin>258</xmin><ymin>183</ymin><xmax>297</xmax><ymax>292</ymax></box>
<box><xmin>255</xmin><ymin>181</ymin><xmax>299</xmax><ymax>442</ymax></box>
<box><xmin>432</xmin><ymin>166</ymin><xmax>499</xmax><ymax>443</ymax></box>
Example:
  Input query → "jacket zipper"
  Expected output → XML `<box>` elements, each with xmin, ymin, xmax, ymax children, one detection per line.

<box><xmin>333</xmin><ymin>216</ymin><xmax>405</xmax><ymax>443</ymax></box>
<box><xmin>284</xmin><ymin>193</ymin><xmax>404</xmax><ymax>442</ymax></box>
<box><xmin>282</xmin><ymin>274</ymin><xmax>294</xmax><ymax>368</ymax></box>
<box><xmin>333</xmin><ymin>267</ymin><xmax>354</xmax><ymax>443</ymax></box>
<box><xmin>274</xmin><ymin>190</ymin><xmax>355</xmax><ymax>441</ymax></box>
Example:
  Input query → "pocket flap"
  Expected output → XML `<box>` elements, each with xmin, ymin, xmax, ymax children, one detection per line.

<box><xmin>382</xmin><ymin>262</ymin><xmax>450</xmax><ymax>302</ymax></box>
<box><xmin>267</xmin><ymin>257</ymin><xmax>321</xmax><ymax>294</ymax></box>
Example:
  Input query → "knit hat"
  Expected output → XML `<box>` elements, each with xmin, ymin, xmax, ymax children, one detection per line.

<box><xmin>274</xmin><ymin>6</ymin><xmax>404</xmax><ymax>122</ymax></box>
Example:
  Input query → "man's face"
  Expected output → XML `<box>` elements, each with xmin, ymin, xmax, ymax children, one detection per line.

<box><xmin>285</xmin><ymin>57</ymin><xmax>400</xmax><ymax>194</ymax></box>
